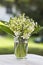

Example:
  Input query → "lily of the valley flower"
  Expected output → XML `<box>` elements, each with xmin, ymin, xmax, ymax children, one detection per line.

<box><xmin>8</xmin><ymin>14</ymin><xmax>38</xmax><ymax>39</ymax></box>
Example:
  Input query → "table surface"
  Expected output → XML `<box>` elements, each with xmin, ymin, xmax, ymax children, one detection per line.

<box><xmin>0</xmin><ymin>54</ymin><xmax>43</xmax><ymax>65</ymax></box>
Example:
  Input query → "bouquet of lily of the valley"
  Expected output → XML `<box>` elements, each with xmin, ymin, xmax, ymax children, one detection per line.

<box><xmin>9</xmin><ymin>14</ymin><xmax>36</xmax><ymax>39</ymax></box>
<box><xmin>0</xmin><ymin>14</ymin><xmax>42</xmax><ymax>58</ymax></box>
<box><xmin>0</xmin><ymin>14</ymin><xmax>42</xmax><ymax>38</ymax></box>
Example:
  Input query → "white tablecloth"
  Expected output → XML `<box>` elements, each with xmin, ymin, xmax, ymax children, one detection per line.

<box><xmin>0</xmin><ymin>54</ymin><xmax>43</xmax><ymax>65</ymax></box>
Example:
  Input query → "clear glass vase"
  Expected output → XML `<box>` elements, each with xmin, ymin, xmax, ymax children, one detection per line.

<box><xmin>14</xmin><ymin>36</ymin><xmax>28</xmax><ymax>59</ymax></box>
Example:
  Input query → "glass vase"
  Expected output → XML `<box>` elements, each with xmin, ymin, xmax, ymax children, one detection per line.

<box><xmin>14</xmin><ymin>36</ymin><xmax>28</xmax><ymax>59</ymax></box>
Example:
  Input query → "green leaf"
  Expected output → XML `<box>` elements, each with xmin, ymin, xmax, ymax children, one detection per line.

<box><xmin>0</xmin><ymin>25</ymin><xmax>14</xmax><ymax>37</ymax></box>
<box><xmin>33</xmin><ymin>25</ymin><xmax>43</xmax><ymax>34</ymax></box>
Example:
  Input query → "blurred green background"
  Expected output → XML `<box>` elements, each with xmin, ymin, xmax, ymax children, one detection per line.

<box><xmin>0</xmin><ymin>0</ymin><xmax>43</xmax><ymax>56</ymax></box>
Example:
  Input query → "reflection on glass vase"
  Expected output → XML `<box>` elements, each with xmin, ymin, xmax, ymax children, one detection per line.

<box><xmin>14</xmin><ymin>36</ymin><xmax>28</xmax><ymax>59</ymax></box>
